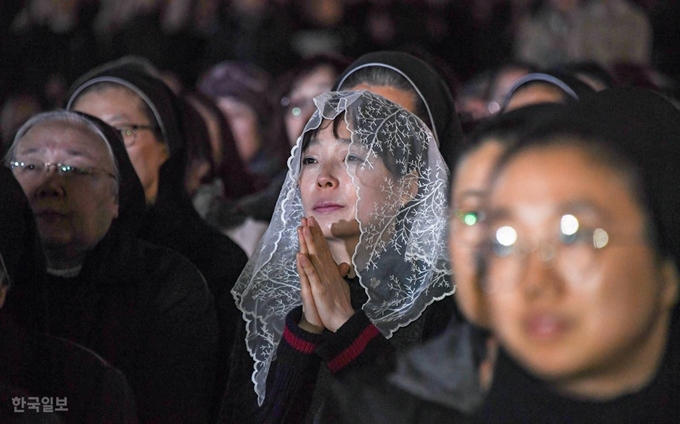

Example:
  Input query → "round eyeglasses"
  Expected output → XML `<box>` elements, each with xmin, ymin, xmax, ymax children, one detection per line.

<box><xmin>479</xmin><ymin>214</ymin><xmax>638</xmax><ymax>293</ymax></box>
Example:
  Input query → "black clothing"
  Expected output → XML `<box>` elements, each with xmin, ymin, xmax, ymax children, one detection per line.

<box><xmin>45</xmin><ymin>225</ymin><xmax>218</xmax><ymax>424</ymax></box>
<box><xmin>1</xmin><ymin>314</ymin><xmax>138</xmax><ymax>423</ymax></box>
<box><xmin>0</xmin><ymin>167</ymin><xmax>137</xmax><ymax>423</ymax></box>
<box><xmin>321</xmin><ymin>321</ymin><xmax>486</xmax><ymax>424</ymax></box>
<box><xmin>477</xmin><ymin>340</ymin><xmax>680</xmax><ymax>423</ymax></box>
<box><xmin>0</xmin><ymin>167</ymin><xmax>48</xmax><ymax>335</ymax></box>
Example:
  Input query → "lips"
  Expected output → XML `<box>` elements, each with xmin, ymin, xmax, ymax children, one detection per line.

<box><xmin>313</xmin><ymin>201</ymin><xmax>344</xmax><ymax>214</ymax></box>
<box><xmin>35</xmin><ymin>209</ymin><xmax>68</xmax><ymax>222</ymax></box>
<box><xmin>522</xmin><ymin>313</ymin><xmax>570</xmax><ymax>341</ymax></box>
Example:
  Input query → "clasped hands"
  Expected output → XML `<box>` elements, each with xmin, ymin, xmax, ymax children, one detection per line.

<box><xmin>297</xmin><ymin>216</ymin><xmax>354</xmax><ymax>334</ymax></box>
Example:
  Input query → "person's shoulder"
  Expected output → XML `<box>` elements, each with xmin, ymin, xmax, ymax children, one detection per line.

<box><xmin>135</xmin><ymin>238</ymin><xmax>212</xmax><ymax>296</ymax></box>
<box><xmin>324</xmin><ymin>364</ymin><xmax>471</xmax><ymax>424</ymax></box>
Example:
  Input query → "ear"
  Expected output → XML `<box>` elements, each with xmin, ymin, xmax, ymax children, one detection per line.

<box><xmin>660</xmin><ymin>259</ymin><xmax>679</xmax><ymax>310</ymax></box>
<box><xmin>400</xmin><ymin>171</ymin><xmax>419</xmax><ymax>206</ymax></box>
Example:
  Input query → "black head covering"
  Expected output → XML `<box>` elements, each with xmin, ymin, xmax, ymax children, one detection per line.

<box><xmin>333</xmin><ymin>51</ymin><xmax>464</xmax><ymax>172</ymax></box>
<box><xmin>72</xmin><ymin>112</ymin><xmax>147</xmax><ymax>233</ymax></box>
<box><xmin>66</xmin><ymin>62</ymin><xmax>184</xmax><ymax>158</ymax></box>
<box><xmin>0</xmin><ymin>168</ymin><xmax>47</xmax><ymax>334</ymax></box>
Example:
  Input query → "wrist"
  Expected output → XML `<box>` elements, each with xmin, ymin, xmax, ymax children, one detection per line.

<box><xmin>299</xmin><ymin>316</ymin><xmax>324</xmax><ymax>334</ymax></box>
<box><xmin>328</xmin><ymin>309</ymin><xmax>355</xmax><ymax>333</ymax></box>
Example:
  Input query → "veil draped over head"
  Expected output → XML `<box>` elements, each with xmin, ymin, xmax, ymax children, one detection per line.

<box><xmin>232</xmin><ymin>90</ymin><xmax>453</xmax><ymax>404</ymax></box>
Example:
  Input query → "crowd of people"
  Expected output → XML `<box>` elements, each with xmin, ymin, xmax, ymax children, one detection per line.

<box><xmin>1</xmin><ymin>0</ymin><xmax>680</xmax><ymax>423</ymax></box>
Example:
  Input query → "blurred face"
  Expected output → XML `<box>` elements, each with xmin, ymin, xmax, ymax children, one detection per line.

<box><xmin>285</xmin><ymin>65</ymin><xmax>337</xmax><ymax>146</ymax></box>
<box><xmin>189</xmin><ymin>97</ymin><xmax>223</xmax><ymax>168</ymax></box>
<box><xmin>11</xmin><ymin>121</ymin><xmax>119</xmax><ymax>267</ymax></box>
<box><xmin>72</xmin><ymin>86</ymin><xmax>169</xmax><ymax>204</ymax></box>
<box><xmin>449</xmin><ymin>140</ymin><xmax>505</xmax><ymax>327</ymax></box>
<box><xmin>299</xmin><ymin>120</ymin><xmax>393</xmax><ymax>261</ymax></box>
<box><xmin>217</xmin><ymin>97</ymin><xmax>260</xmax><ymax>164</ymax></box>
<box><xmin>484</xmin><ymin>143</ymin><xmax>678</xmax><ymax>398</ymax></box>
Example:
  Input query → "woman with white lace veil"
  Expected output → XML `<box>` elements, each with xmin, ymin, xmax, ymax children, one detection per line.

<box><xmin>219</xmin><ymin>90</ymin><xmax>455</xmax><ymax>423</ymax></box>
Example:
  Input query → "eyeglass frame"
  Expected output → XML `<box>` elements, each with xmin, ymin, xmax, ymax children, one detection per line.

<box><xmin>448</xmin><ymin>209</ymin><xmax>488</xmax><ymax>246</ymax></box>
<box><xmin>112</xmin><ymin>124</ymin><xmax>158</xmax><ymax>147</ymax></box>
<box><xmin>477</xmin><ymin>218</ymin><xmax>647</xmax><ymax>293</ymax></box>
<box><xmin>8</xmin><ymin>160</ymin><xmax>118</xmax><ymax>182</ymax></box>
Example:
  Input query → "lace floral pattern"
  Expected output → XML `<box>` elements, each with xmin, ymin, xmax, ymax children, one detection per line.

<box><xmin>232</xmin><ymin>90</ymin><xmax>453</xmax><ymax>405</ymax></box>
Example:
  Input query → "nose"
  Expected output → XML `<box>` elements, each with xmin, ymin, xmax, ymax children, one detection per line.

<box><xmin>34</xmin><ymin>170</ymin><xmax>66</xmax><ymax>199</ymax></box>
<box><xmin>316</xmin><ymin>162</ymin><xmax>340</xmax><ymax>189</ymax></box>
<box><xmin>519</xmin><ymin>245</ymin><xmax>566</xmax><ymax>299</ymax></box>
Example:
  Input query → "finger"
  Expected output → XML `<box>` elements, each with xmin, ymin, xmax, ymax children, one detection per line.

<box><xmin>337</xmin><ymin>262</ymin><xmax>351</xmax><ymax>278</ymax></box>
<box><xmin>298</xmin><ymin>251</ymin><xmax>323</xmax><ymax>290</ymax></box>
<box><xmin>297</xmin><ymin>226</ymin><xmax>309</xmax><ymax>255</ymax></box>
<box><xmin>298</xmin><ymin>254</ymin><xmax>322</xmax><ymax>326</ymax></box>
<box><xmin>302</xmin><ymin>224</ymin><xmax>318</xmax><ymax>258</ymax></box>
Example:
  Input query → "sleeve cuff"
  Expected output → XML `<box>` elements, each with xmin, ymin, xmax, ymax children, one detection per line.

<box><xmin>280</xmin><ymin>306</ymin><xmax>326</xmax><ymax>354</ymax></box>
<box><xmin>316</xmin><ymin>311</ymin><xmax>391</xmax><ymax>374</ymax></box>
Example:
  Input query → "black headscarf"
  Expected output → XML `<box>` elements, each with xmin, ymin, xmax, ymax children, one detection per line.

<box><xmin>333</xmin><ymin>51</ymin><xmax>464</xmax><ymax>172</ymax></box>
<box><xmin>0</xmin><ymin>168</ymin><xmax>47</xmax><ymax>334</ymax></box>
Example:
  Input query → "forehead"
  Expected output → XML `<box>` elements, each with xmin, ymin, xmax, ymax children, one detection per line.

<box><xmin>75</xmin><ymin>85</ymin><xmax>146</xmax><ymax>117</ymax></box>
<box><xmin>306</xmin><ymin>120</ymin><xmax>352</xmax><ymax>148</ymax></box>
<box><xmin>17</xmin><ymin>120</ymin><xmax>112</xmax><ymax>163</ymax></box>
<box><xmin>489</xmin><ymin>144</ymin><xmax>640</xmax><ymax>220</ymax></box>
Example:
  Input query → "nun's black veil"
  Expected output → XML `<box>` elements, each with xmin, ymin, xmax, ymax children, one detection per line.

<box><xmin>0</xmin><ymin>167</ymin><xmax>47</xmax><ymax>334</ymax></box>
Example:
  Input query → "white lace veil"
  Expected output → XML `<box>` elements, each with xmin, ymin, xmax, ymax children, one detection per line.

<box><xmin>232</xmin><ymin>90</ymin><xmax>453</xmax><ymax>405</ymax></box>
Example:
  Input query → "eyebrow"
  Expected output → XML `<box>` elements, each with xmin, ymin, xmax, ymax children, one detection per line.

<box><xmin>105</xmin><ymin>114</ymin><xmax>133</xmax><ymax>124</ymax></box>
<box><xmin>558</xmin><ymin>199</ymin><xmax>608</xmax><ymax>219</ymax></box>
<box><xmin>303</xmin><ymin>136</ymin><xmax>352</xmax><ymax>150</ymax></box>
<box><xmin>457</xmin><ymin>189</ymin><xmax>487</xmax><ymax>200</ymax></box>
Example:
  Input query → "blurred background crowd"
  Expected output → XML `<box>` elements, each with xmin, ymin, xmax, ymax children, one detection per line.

<box><xmin>1</xmin><ymin>0</ymin><xmax>679</xmax><ymax>149</ymax></box>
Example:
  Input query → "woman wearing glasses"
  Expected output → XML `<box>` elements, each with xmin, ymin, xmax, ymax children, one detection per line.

<box><xmin>477</xmin><ymin>88</ymin><xmax>680</xmax><ymax>422</ymax></box>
